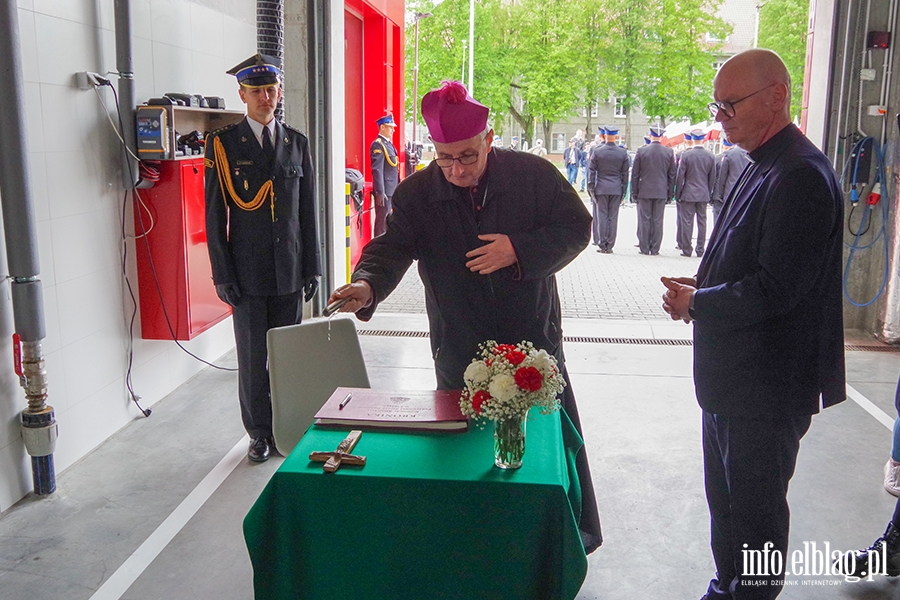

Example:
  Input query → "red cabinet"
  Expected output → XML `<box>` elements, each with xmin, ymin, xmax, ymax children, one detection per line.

<box><xmin>134</xmin><ymin>158</ymin><xmax>231</xmax><ymax>340</ymax></box>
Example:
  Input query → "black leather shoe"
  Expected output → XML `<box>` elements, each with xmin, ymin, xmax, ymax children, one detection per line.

<box><xmin>248</xmin><ymin>437</ymin><xmax>271</xmax><ymax>462</ymax></box>
<box><xmin>696</xmin><ymin>251</ymin><xmax>704</xmax><ymax>257</ymax></box>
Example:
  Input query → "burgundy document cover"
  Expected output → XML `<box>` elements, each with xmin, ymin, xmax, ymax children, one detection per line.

<box><xmin>314</xmin><ymin>387</ymin><xmax>468</xmax><ymax>431</ymax></box>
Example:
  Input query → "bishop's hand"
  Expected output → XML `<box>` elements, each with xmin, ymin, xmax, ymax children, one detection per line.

<box><xmin>465</xmin><ymin>234</ymin><xmax>518</xmax><ymax>275</ymax></box>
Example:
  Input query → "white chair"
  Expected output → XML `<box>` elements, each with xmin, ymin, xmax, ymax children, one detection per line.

<box><xmin>267</xmin><ymin>317</ymin><xmax>370</xmax><ymax>456</ymax></box>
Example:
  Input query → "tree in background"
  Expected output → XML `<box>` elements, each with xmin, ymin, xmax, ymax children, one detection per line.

<box><xmin>406</xmin><ymin>0</ymin><xmax>739</xmax><ymax>147</ymax></box>
<box><xmin>640</xmin><ymin>0</ymin><xmax>730</xmax><ymax>126</ymax></box>
<box><xmin>757</xmin><ymin>0</ymin><xmax>809</xmax><ymax>123</ymax></box>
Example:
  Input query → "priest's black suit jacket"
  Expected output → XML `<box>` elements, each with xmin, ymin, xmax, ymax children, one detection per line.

<box><xmin>692</xmin><ymin>124</ymin><xmax>846</xmax><ymax>417</ymax></box>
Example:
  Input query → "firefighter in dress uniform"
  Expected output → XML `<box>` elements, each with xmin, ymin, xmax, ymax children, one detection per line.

<box><xmin>370</xmin><ymin>114</ymin><xmax>400</xmax><ymax>237</ymax></box>
<box><xmin>204</xmin><ymin>54</ymin><xmax>321</xmax><ymax>463</ymax></box>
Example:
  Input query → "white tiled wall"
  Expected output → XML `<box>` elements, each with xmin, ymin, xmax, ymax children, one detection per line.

<box><xmin>0</xmin><ymin>0</ymin><xmax>256</xmax><ymax>512</ymax></box>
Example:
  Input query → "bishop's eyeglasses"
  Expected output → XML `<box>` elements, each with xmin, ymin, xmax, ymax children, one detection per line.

<box><xmin>434</xmin><ymin>152</ymin><xmax>480</xmax><ymax>168</ymax></box>
<box><xmin>707</xmin><ymin>83</ymin><xmax>778</xmax><ymax>119</ymax></box>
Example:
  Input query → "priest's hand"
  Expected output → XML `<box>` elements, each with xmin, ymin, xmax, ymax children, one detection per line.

<box><xmin>328</xmin><ymin>281</ymin><xmax>373</xmax><ymax>314</ymax></box>
<box><xmin>465</xmin><ymin>234</ymin><xmax>518</xmax><ymax>275</ymax></box>
<box><xmin>660</xmin><ymin>276</ymin><xmax>696</xmax><ymax>323</ymax></box>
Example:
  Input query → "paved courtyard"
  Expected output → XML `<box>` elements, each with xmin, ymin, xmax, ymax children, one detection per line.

<box><xmin>378</xmin><ymin>195</ymin><xmax>708</xmax><ymax>320</ymax></box>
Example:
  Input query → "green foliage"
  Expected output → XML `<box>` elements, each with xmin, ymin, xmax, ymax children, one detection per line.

<box><xmin>758</xmin><ymin>0</ymin><xmax>810</xmax><ymax>122</ymax></box>
<box><xmin>405</xmin><ymin>0</ymin><xmax>752</xmax><ymax>141</ymax></box>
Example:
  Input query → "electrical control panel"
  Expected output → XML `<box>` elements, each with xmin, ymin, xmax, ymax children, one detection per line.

<box><xmin>136</xmin><ymin>106</ymin><xmax>169</xmax><ymax>159</ymax></box>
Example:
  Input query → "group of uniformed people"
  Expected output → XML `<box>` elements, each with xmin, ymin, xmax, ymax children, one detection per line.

<box><xmin>580</xmin><ymin>125</ymin><xmax>749</xmax><ymax>257</ymax></box>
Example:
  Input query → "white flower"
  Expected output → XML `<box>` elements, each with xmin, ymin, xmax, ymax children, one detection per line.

<box><xmin>488</xmin><ymin>373</ymin><xmax>519</xmax><ymax>402</ymax></box>
<box><xmin>464</xmin><ymin>361</ymin><xmax>491</xmax><ymax>385</ymax></box>
<box><xmin>532</xmin><ymin>349</ymin><xmax>554</xmax><ymax>374</ymax></box>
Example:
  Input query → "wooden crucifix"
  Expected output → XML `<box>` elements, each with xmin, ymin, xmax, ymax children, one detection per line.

<box><xmin>309</xmin><ymin>430</ymin><xmax>366</xmax><ymax>473</ymax></box>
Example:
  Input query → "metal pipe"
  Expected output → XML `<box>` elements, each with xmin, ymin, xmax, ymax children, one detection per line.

<box><xmin>832</xmin><ymin>0</ymin><xmax>855</xmax><ymax>167</ymax></box>
<box><xmin>0</xmin><ymin>0</ymin><xmax>55</xmax><ymax>495</ymax></box>
<box><xmin>857</xmin><ymin>0</ymin><xmax>873</xmax><ymax>137</ymax></box>
<box><xmin>114</xmin><ymin>0</ymin><xmax>139</xmax><ymax>187</ymax></box>
<box><xmin>258</xmin><ymin>0</ymin><xmax>285</xmax><ymax>121</ymax></box>
<box><xmin>879</xmin><ymin>0</ymin><xmax>898</xmax><ymax>144</ymax></box>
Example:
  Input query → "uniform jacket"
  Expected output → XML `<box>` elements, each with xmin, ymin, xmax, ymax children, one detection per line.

<box><xmin>370</xmin><ymin>134</ymin><xmax>399</xmax><ymax>197</ymax></box>
<box><xmin>713</xmin><ymin>147</ymin><xmax>751</xmax><ymax>204</ymax></box>
<box><xmin>589</xmin><ymin>143</ymin><xmax>629</xmax><ymax>196</ymax></box>
<box><xmin>675</xmin><ymin>146</ymin><xmax>716</xmax><ymax>203</ymax></box>
<box><xmin>204</xmin><ymin>117</ymin><xmax>320</xmax><ymax>296</ymax></box>
<box><xmin>693</xmin><ymin>125</ymin><xmax>845</xmax><ymax>417</ymax></box>
<box><xmin>352</xmin><ymin>148</ymin><xmax>591</xmax><ymax>388</ymax></box>
<box><xmin>631</xmin><ymin>141</ymin><xmax>675</xmax><ymax>200</ymax></box>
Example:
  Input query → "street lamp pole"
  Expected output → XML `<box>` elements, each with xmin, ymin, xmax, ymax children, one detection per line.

<box><xmin>412</xmin><ymin>12</ymin><xmax>432</xmax><ymax>143</ymax></box>
<box><xmin>468</xmin><ymin>0</ymin><xmax>475</xmax><ymax>94</ymax></box>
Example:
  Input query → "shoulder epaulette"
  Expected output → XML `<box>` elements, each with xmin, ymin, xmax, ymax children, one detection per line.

<box><xmin>206</xmin><ymin>122</ymin><xmax>239</xmax><ymax>140</ymax></box>
<box><xmin>281</xmin><ymin>122</ymin><xmax>306</xmax><ymax>136</ymax></box>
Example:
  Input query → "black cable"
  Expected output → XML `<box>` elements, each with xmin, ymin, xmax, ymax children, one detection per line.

<box><xmin>103</xmin><ymin>83</ymin><xmax>236</xmax><ymax>390</ymax></box>
<box><xmin>119</xmin><ymin>189</ymin><xmax>150</xmax><ymax>416</ymax></box>
<box><xmin>846</xmin><ymin>202</ymin><xmax>872</xmax><ymax>237</ymax></box>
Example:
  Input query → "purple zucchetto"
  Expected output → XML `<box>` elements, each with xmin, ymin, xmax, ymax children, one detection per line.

<box><xmin>421</xmin><ymin>81</ymin><xmax>489</xmax><ymax>143</ymax></box>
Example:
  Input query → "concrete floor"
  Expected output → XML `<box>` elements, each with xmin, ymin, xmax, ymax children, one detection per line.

<box><xmin>0</xmin><ymin>309</ymin><xmax>899</xmax><ymax>599</ymax></box>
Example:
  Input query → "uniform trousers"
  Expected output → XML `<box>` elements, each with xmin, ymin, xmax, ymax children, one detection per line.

<box><xmin>232</xmin><ymin>291</ymin><xmax>304</xmax><ymax>439</ymax></box>
<box><xmin>677</xmin><ymin>201</ymin><xmax>708</xmax><ymax>256</ymax></box>
<box><xmin>374</xmin><ymin>194</ymin><xmax>393</xmax><ymax>237</ymax></box>
<box><xmin>711</xmin><ymin>199</ymin><xmax>725</xmax><ymax>225</ymax></box>
<box><xmin>636</xmin><ymin>198</ymin><xmax>666</xmax><ymax>254</ymax></box>
<box><xmin>593</xmin><ymin>194</ymin><xmax>621</xmax><ymax>251</ymax></box>
<box><xmin>703</xmin><ymin>411</ymin><xmax>811</xmax><ymax>600</ymax></box>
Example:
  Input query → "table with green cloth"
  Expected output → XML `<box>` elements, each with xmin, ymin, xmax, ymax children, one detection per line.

<box><xmin>244</xmin><ymin>406</ymin><xmax>589</xmax><ymax>600</ymax></box>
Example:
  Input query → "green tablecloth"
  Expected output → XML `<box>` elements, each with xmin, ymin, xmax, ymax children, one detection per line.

<box><xmin>244</xmin><ymin>408</ymin><xmax>588</xmax><ymax>600</ymax></box>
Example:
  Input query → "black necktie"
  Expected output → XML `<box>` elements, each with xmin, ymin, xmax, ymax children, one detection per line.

<box><xmin>262</xmin><ymin>126</ymin><xmax>274</xmax><ymax>158</ymax></box>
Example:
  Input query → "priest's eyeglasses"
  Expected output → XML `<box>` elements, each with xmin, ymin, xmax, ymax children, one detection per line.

<box><xmin>707</xmin><ymin>83</ymin><xmax>778</xmax><ymax>119</ymax></box>
<box><xmin>434</xmin><ymin>152</ymin><xmax>480</xmax><ymax>168</ymax></box>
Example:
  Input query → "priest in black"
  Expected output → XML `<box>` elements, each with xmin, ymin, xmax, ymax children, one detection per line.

<box><xmin>328</xmin><ymin>80</ymin><xmax>602</xmax><ymax>554</ymax></box>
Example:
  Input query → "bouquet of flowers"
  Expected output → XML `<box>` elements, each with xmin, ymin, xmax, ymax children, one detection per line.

<box><xmin>459</xmin><ymin>340</ymin><xmax>565</xmax><ymax>421</ymax></box>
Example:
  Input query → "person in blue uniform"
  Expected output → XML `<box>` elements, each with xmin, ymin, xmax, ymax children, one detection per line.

<box><xmin>675</xmin><ymin>130</ymin><xmax>716</xmax><ymax>257</ymax></box>
<box><xmin>327</xmin><ymin>80</ymin><xmax>602</xmax><ymax>555</ymax></box>
<box><xmin>370</xmin><ymin>114</ymin><xmax>400</xmax><ymax>237</ymax></box>
<box><xmin>589</xmin><ymin>125</ymin><xmax>630</xmax><ymax>253</ymax></box>
<box><xmin>204</xmin><ymin>53</ymin><xmax>321</xmax><ymax>462</ymax></box>
<box><xmin>712</xmin><ymin>136</ymin><xmax>750</xmax><ymax>223</ymax></box>
<box><xmin>662</xmin><ymin>49</ymin><xmax>845</xmax><ymax>600</ymax></box>
<box><xmin>631</xmin><ymin>126</ymin><xmax>675</xmax><ymax>255</ymax></box>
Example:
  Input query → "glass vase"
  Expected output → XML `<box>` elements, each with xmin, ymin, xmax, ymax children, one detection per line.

<box><xmin>493</xmin><ymin>413</ymin><xmax>527</xmax><ymax>469</ymax></box>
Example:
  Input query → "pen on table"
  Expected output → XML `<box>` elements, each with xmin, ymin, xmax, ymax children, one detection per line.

<box><xmin>338</xmin><ymin>392</ymin><xmax>352</xmax><ymax>410</ymax></box>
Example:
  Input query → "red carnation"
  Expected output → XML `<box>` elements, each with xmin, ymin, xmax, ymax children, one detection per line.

<box><xmin>472</xmin><ymin>390</ymin><xmax>491</xmax><ymax>414</ymax></box>
<box><xmin>505</xmin><ymin>350</ymin><xmax>526</xmax><ymax>365</ymax></box>
<box><xmin>515</xmin><ymin>366</ymin><xmax>544</xmax><ymax>392</ymax></box>
<box><xmin>493</xmin><ymin>344</ymin><xmax>516</xmax><ymax>355</ymax></box>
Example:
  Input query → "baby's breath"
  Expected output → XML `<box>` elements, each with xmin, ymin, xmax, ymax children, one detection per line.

<box><xmin>460</xmin><ymin>340</ymin><xmax>565</xmax><ymax>423</ymax></box>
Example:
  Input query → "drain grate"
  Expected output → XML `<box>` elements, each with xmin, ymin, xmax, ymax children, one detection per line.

<box><xmin>357</xmin><ymin>329</ymin><xmax>900</xmax><ymax>352</ymax></box>
<box><xmin>358</xmin><ymin>329</ymin><xmax>430</xmax><ymax>338</ymax></box>
<box><xmin>564</xmin><ymin>336</ymin><xmax>692</xmax><ymax>346</ymax></box>
<box><xmin>844</xmin><ymin>344</ymin><xmax>900</xmax><ymax>353</ymax></box>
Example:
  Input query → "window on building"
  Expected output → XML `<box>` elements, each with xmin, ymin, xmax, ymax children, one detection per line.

<box><xmin>614</xmin><ymin>97</ymin><xmax>626</xmax><ymax>118</ymax></box>
<box><xmin>580</xmin><ymin>103</ymin><xmax>599</xmax><ymax>118</ymax></box>
<box><xmin>552</xmin><ymin>133</ymin><xmax>566</xmax><ymax>153</ymax></box>
<box><xmin>713</xmin><ymin>59</ymin><xmax>726</xmax><ymax>72</ymax></box>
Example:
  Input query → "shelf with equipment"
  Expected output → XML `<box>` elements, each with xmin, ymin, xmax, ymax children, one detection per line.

<box><xmin>134</xmin><ymin>105</ymin><xmax>246</xmax><ymax>340</ymax></box>
<box><xmin>136</xmin><ymin>105</ymin><xmax>245</xmax><ymax>160</ymax></box>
